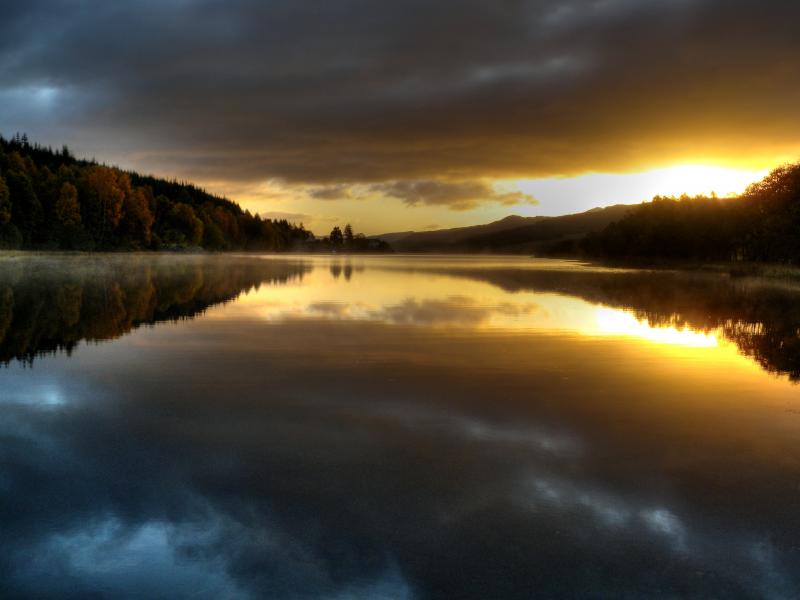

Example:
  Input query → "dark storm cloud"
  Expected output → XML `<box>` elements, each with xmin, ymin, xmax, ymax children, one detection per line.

<box><xmin>370</xmin><ymin>180</ymin><xmax>537</xmax><ymax>209</ymax></box>
<box><xmin>2</xmin><ymin>0</ymin><xmax>800</xmax><ymax>186</ymax></box>
<box><xmin>306</xmin><ymin>179</ymin><xmax>536</xmax><ymax>208</ymax></box>
<box><xmin>307</xmin><ymin>184</ymin><xmax>356</xmax><ymax>201</ymax></box>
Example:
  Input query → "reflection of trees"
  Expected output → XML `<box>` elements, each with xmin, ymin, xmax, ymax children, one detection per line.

<box><xmin>437</xmin><ymin>267</ymin><xmax>800</xmax><ymax>381</ymax></box>
<box><xmin>5</xmin><ymin>255</ymin><xmax>798</xmax><ymax>380</ymax></box>
<box><xmin>0</xmin><ymin>256</ymin><xmax>310</xmax><ymax>364</ymax></box>
<box><xmin>330</xmin><ymin>261</ymin><xmax>357</xmax><ymax>281</ymax></box>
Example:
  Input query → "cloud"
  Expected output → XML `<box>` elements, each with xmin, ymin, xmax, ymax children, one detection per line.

<box><xmin>305</xmin><ymin>179</ymin><xmax>536</xmax><ymax>211</ymax></box>
<box><xmin>1</xmin><ymin>0</ymin><xmax>800</xmax><ymax>190</ymax></box>
<box><xmin>260</xmin><ymin>211</ymin><xmax>312</xmax><ymax>223</ymax></box>
<box><xmin>371</xmin><ymin>180</ymin><xmax>537</xmax><ymax>210</ymax></box>
<box><xmin>307</xmin><ymin>184</ymin><xmax>357</xmax><ymax>201</ymax></box>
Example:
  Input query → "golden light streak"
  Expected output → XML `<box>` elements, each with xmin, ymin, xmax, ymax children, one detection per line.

<box><xmin>595</xmin><ymin>308</ymin><xmax>719</xmax><ymax>348</ymax></box>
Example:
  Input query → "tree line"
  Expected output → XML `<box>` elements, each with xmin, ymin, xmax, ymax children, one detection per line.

<box><xmin>0</xmin><ymin>134</ymin><xmax>313</xmax><ymax>251</ymax></box>
<box><xmin>310</xmin><ymin>223</ymin><xmax>392</xmax><ymax>253</ymax></box>
<box><xmin>580</xmin><ymin>162</ymin><xmax>800</xmax><ymax>263</ymax></box>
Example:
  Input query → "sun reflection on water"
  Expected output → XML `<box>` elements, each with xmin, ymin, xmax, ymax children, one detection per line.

<box><xmin>226</xmin><ymin>263</ymin><xmax>725</xmax><ymax>351</ymax></box>
<box><xmin>594</xmin><ymin>307</ymin><xmax>719</xmax><ymax>348</ymax></box>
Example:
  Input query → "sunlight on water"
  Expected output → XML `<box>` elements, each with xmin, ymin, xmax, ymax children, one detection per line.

<box><xmin>594</xmin><ymin>307</ymin><xmax>719</xmax><ymax>348</ymax></box>
<box><xmin>229</xmin><ymin>267</ymin><xmax>728</xmax><ymax>351</ymax></box>
<box><xmin>1</xmin><ymin>254</ymin><xmax>800</xmax><ymax>599</ymax></box>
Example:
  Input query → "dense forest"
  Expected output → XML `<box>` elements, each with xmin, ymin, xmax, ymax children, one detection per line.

<box><xmin>580</xmin><ymin>163</ymin><xmax>800</xmax><ymax>263</ymax></box>
<box><xmin>0</xmin><ymin>134</ymin><xmax>314</xmax><ymax>251</ymax></box>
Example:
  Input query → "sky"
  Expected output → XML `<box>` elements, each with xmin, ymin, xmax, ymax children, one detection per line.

<box><xmin>1</xmin><ymin>0</ymin><xmax>799</xmax><ymax>235</ymax></box>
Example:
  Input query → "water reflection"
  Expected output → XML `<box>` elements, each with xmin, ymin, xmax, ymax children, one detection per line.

<box><xmin>0</xmin><ymin>254</ymin><xmax>309</xmax><ymax>364</ymax></box>
<box><xmin>595</xmin><ymin>307</ymin><xmax>719</xmax><ymax>347</ymax></box>
<box><xmin>2</xmin><ymin>255</ymin><xmax>800</xmax><ymax>381</ymax></box>
<box><xmin>1</xmin><ymin>255</ymin><xmax>800</xmax><ymax>598</ymax></box>
<box><xmin>3</xmin><ymin>252</ymin><xmax>791</xmax><ymax>398</ymax></box>
<box><xmin>329</xmin><ymin>260</ymin><xmax>360</xmax><ymax>281</ymax></box>
<box><xmin>424</xmin><ymin>263</ymin><xmax>800</xmax><ymax>381</ymax></box>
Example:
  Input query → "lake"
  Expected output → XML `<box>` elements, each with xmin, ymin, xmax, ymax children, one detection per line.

<box><xmin>1</xmin><ymin>254</ymin><xmax>799</xmax><ymax>599</ymax></box>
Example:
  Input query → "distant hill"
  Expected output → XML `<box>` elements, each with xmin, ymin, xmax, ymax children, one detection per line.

<box><xmin>378</xmin><ymin>205</ymin><xmax>632</xmax><ymax>253</ymax></box>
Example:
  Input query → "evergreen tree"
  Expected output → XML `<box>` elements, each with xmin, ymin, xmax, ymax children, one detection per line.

<box><xmin>330</xmin><ymin>226</ymin><xmax>344</xmax><ymax>246</ymax></box>
<box><xmin>7</xmin><ymin>170</ymin><xmax>43</xmax><ymax>246</ymax></box>
<box><xmin>0</xmin><ymin>175</ymin><xmax>10</xmax><ymax>225</ymax></box>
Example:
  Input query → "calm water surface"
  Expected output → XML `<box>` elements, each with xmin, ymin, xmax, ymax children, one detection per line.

<box><xmin>1</xmin><ymin>254</ymin><xmax>799</xmax><ymax>599</ymax></box>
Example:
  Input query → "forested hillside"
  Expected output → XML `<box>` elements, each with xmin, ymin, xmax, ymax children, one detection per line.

<box><xmin>0</xmin><ymin>134</ymin><xmax>312</xmax><ymax>251</ymax></box>
<box><xmin>379</xmin><ymin>163</ymin><xmax>800</xmax><ymax>263</ymax></box>
<box><xmin>583</xmin><ymin>163</ymin><xmax>800</xmax><ymax>263</ymax></box>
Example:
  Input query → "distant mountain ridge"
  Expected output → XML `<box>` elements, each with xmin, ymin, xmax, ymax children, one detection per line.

<box><xmin>378</xmin><ymin>205</ymin><xmax>632</xmax><ymax>253</ymax></box>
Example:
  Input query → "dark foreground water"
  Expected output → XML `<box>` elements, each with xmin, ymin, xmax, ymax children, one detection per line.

<box><xmin>1</xmin><ymin>254</ymin><xmax>799</xmax><ymax>599</ymax></box>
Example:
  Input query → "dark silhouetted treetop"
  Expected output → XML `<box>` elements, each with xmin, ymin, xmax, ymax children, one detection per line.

<box><xmin>310</xmin><ymin>223</ymin><xmax>391</xmax><ymax>253</ymax></box>
<box><xmin>581</xmin><ymin>163</ymin><xmax>800</xmax><ymax>264</ymax></box>
<box><xmin>329</xmin><ymin>226</ymin><xmax>344</xmax><ymax>246</ymax></box>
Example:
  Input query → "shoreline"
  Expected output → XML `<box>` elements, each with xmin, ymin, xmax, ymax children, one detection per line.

<box><xmin>3</xmin><ymin>249</ymin><xmax>800</xmax><ymax>280</ymax></box>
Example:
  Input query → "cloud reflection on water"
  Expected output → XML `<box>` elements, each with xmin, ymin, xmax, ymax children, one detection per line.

<box><xmin>1</xmin><ymin>255</ymin><xmax>800</xmax><ymax>598</ymax></box>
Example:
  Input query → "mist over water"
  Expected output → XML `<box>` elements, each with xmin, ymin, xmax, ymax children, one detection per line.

<box><xmin>1</xmin><ymin>254</ymin><xmax>799</xmax><ymax>599</ymax></box>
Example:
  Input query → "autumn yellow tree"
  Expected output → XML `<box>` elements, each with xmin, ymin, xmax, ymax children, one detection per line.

<box><xmin>82</xmin><ymin>165</ymin><xmax>131</xmax><ymax>243</ymax></box>
<box><xmin>55</xmin><ymin>182</ymin><xmax>81</xmax><ymax>228</ymax></box>
<box><xmin>121</xmin><ymin>186</ymin><xmax>155</xmax><ymax>247</ymax></box>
